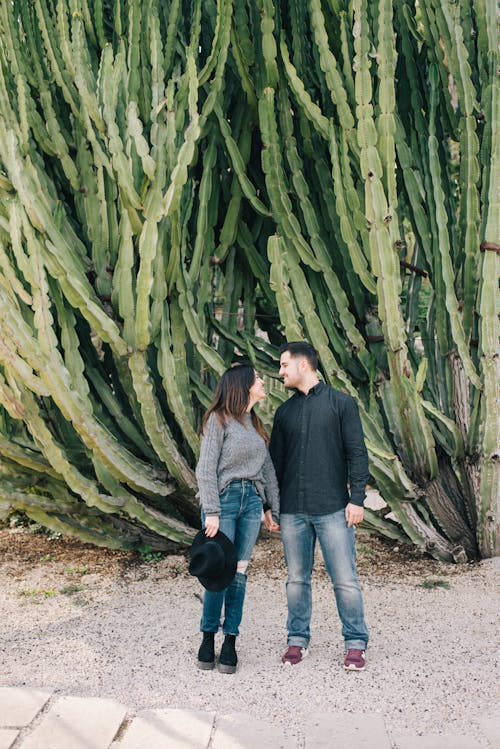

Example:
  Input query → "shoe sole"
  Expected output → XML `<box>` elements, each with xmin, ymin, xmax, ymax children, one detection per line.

<box><xmin>217</xmin><ymin>662</ymin><xmax>237</xmax><ymax>674</ymax></box>
<box><xmin>197</xmin><ymin>660</ymin><xmax>215</xmax><ymax>670</ymax></box>
<box><xmin>344</xmin><ymin>664</ymin><xmax>365</xmax><ymax>671</ymax></box>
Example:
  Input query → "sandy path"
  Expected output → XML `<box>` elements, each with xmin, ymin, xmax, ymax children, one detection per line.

<box><xmin>1</xmin><ymin>528</ymin><xmax>498</xmax><ymax>746</ymax></box>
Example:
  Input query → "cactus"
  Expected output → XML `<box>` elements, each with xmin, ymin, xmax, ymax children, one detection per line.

<box><xmin>0</xmin><ymin>0</ymin><xmax>497</xmax><ymax>560</ymax></box>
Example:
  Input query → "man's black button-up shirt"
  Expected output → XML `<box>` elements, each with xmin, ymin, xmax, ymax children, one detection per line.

<box><xmin>269</xmin><ymin>381</ymin><xmax>369</xmax><ymax>515</ymax></box>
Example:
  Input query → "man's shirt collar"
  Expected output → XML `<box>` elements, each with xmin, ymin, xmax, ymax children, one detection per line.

<box><xmin>296</xmin><ymin>380</ymin><xmax>324</xmax><ymax>397</ymax></box>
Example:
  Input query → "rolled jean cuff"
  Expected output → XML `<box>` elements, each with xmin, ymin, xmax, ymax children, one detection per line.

<box><xmin>288</xmin><ymin>637</ymin><xmax>309</xmax><ymax>648</ymax></box>
<box><xmin>345</xmin><ymin>639</ymin><xmax>368</xmax><ymax>651</ymax></box>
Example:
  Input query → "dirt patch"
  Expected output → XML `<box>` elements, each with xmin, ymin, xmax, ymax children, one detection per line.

<box><xmin>251</xmin><ymin>528</ymin><xmax>479</xmax><ymax>583</ymax></box>
<box><xmin>0</xmin><ymin>526</ymin><xmax>131</xmax><ymax>579</ymax></box>
<box><xmin>0</xmin><ymin>524</ymin><xmax>478</xmax><ymax>585</ymax></box>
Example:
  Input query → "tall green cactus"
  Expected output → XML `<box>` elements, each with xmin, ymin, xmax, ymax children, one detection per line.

<box><xmin>0</xmin><ymin>0</ymin><xmax>498</xmax><ymax>560</ymax></box>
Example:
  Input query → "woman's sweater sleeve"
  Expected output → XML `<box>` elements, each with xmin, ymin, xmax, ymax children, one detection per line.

<box><xmin>195</xmin><ymin>414</ymin><xmax>225</xmax><ymax>515</ymax></box>
<box><xmin>262</xmin><ymin>451</ymin><xmax>280</xmax><ymax>523</ymax></box>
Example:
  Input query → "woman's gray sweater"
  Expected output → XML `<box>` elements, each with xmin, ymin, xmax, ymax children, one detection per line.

<box><xmin>195</xmin><ymin>412</ymin><xmax>280</xmax><ymax>522</ymax></box>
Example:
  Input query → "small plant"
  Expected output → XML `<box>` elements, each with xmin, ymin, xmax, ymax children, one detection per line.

<box><xmin>138</xmin><ymin>544</ymin><xmax>163</xmax><ymax>562</ymax></box>
<box><xmin>64</xmin><ymin>565</ymin><xmax>89</xmax><ymax>577</ymax></box>
<box><xmin>357</xmin><ymin>543</ymin><xmax>374</xmax><ymax>556</ymax></box>
<box><xmin>60</xmin><ymin>583</ymin><xmax>86</xmax><ymax>595</ymax></box>
<box><xmin>19</xmin><ymin>588</ymin><xmax>58</xmax><ymax>602</ymax></box>
<box><xmin>45</xmin><ymin>529</ymin><xmax>62</xmax><ymax>541</ymax></box>
<box><xmin>41</xmin><ymin>554</ymin><xmax>57</xmax><ymax>562</ymax></box>
<box><xmin>420</xmin><ymin>579</ymin><xmax>451</xmax><ymax>590</ymax></box>
<box><xmin>8</xmin><ymin>512</ymin><xmax>33</xmax><ymax>529</ymax></box>
<box><xmin>27</xmin><ymin>523</ymin><xmax>44</xmax><ymax>535</ymax></box>
<box><xmin>72</xmin><ymin>597</ymin><xmax>89</xmax><ymax>608</ymax></box>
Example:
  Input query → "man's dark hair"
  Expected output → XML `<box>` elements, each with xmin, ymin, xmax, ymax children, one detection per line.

<box><xmin>279</xmin><ymin>341</ymin><xmax>318</xmax><ymax>371</ymax></box>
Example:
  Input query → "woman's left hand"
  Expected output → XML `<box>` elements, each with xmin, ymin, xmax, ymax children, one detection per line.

<box><xmin>264</xmin><ymin>510</ymin><xmax>280</xmax><ymax>532</ymax></box>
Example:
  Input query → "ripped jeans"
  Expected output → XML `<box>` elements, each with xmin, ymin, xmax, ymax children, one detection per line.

<box><xmin>200</xmin><ymin>480</ymin><xmax>262</xmax><ymax>636</ymax></box>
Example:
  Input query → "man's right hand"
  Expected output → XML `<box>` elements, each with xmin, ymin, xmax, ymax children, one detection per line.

<box><xmin>345</xmin><ymin>503</ymin><xmax>364</xmax><ymax>527</ymax></box>
<box><xmin>204</xmin><ymin>515</ymin><xmax>220</xmax><ymax>537</ymax></box>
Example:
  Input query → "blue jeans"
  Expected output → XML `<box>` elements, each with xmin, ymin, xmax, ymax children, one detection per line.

<box><xmin>200</xmin><ymin>480</ymin><xmax>262</xmax><ymax>636</ymax></box>
<box><xmin>280</xmin><ymin>510</ymin><xmax>369</xmax><ymax>650</ymax></box>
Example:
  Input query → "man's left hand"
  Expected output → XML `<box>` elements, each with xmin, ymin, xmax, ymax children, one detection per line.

<box><xmin>264</xmin><ymin>509</ymin><xmax>280</xmax><ymax>532</ymax></box>
<box><xmin>345</xmin><ymin>503</ymin><xmax>364</xmax><ymax>527</ymax></box>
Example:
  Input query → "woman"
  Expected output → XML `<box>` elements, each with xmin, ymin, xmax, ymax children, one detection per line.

<box><xmin>194</xmin><ymin>364</ymin><xmax>280</xmax><ymax>673</ymax></box>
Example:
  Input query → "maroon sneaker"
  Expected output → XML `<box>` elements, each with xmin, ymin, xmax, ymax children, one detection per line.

<box><xmin>343</xmin><ymin>648</ymin><xmax>366</xmax><ymax>671</ymax></box>
<box><xmin>281</xmin><ymin>645</ymin><xmax>308</xmax><ymax>666</ymax></box>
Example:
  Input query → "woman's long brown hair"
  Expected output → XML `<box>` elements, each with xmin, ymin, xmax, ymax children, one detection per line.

<box><xmin>201</xmin><ymin>365</ymin><xmax>269</xmax><ymax>444</ymax></box>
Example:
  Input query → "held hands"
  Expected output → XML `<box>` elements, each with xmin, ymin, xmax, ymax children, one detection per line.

<box><xmin>264</xmin><ymin>509</ymin><xmax>280</xmax><ymax>532</ymax></box>
<box><xmin>345</xmin><ymin>503</ymin><xmax>364</xmax><ymax>527</ymax></box>
<box><xmin>204</xmin><ymin>515</ymin><xmax>220</xmax><ymax>537</ymax></box>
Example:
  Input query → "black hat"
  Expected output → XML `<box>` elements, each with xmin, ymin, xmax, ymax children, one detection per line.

<box><xmin>188</xmin><ymin>529</ymin><xmax>237</xmax><ymax>592</ymax></box>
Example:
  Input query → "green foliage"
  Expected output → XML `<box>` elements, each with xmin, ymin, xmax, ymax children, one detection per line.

<box><xmin>59</xmin><ymin>583</ymin><xmax>86</xmax><ymax>595</ymax></box>
<box><xmin>420</xmin><ymin>579</ymin><xmax>451</xmax><ymax>590</ymax></box>
<box><xmin>64</xmin><ymin>565</ymin><xmax>89</xmax><ymax>576</ymax></box>
<box><xmin>19</xmin><ymin>588</ymin><xmax>58</xmax><ymax>602</ymax></box>
<box><xmin>0</xmin><ymin>0</ymin><xmax>498</xmax><ymax>561</ymax></box>
<box><xmin>137</xmin><ymin>544</ymin><xmax>163</xmax><ymax>563</ymax></box>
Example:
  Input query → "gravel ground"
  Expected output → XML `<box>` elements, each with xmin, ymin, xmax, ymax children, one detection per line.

<box><xmin>1</xmin><ymin>526</ymin><xmax>499</xmax><ymax>745</ymax></box>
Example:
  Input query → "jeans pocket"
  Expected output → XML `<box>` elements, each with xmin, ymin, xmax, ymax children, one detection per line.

<box><xmin>219</xmin><ymin>485</ymin><xmax>240</xmax><ymax>505</ymax></box>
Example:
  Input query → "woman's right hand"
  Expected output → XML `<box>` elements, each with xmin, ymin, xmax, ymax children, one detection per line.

<box><xmin>204</xmin><ymin>515</ymin><xmax>220</xmax><ymax>537</ymax></box>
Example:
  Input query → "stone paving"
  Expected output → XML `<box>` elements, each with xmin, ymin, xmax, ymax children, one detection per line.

<box><xmin>0</xmin><ymin>687</ymin><xmax>498</xmax><ymax>749</ymax></box>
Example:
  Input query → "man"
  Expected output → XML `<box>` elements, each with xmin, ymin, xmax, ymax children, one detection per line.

<box><xmin>269</xmin><ymin>341</ymin><xmax>370</xmax><ymax>671</ymax></box>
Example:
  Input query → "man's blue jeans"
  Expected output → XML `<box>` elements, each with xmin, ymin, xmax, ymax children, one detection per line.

<box><xmin>280</xmin><ymin>510</ymin><xmax>369</xmax><ymax>650</ymax></box>
<box><xmin>200</xmin><ymin>480</ymin><xmax>262</xmax><ymax>636</ymax></box>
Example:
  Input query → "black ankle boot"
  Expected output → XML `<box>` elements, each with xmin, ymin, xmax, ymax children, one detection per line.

<box><xmin>197</xmin><ymin>632</ymin><xmax>215</xmax><ymax>670</ymax></box>
<box><xmin>218</xmin><ymin>634</ymin><xmax>237</xmax><ymax>674</ymax></box>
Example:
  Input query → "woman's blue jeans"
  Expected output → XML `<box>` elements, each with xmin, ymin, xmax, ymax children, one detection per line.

<box><xmin>200</xmin><ymin>480</ymin><xmax>262</xmax><ymax>637</ymax></box>
<box><xmin>280</xmin><ymin>510</ymin><xmax>369</xmax><ymax>650</ymax></box>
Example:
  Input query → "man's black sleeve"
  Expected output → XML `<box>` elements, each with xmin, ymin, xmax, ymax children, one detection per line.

<box><xmin>340</xmin><ymin>396</ymin><xmax>369</xmax><ymax>506</ymax></box>
<box><xmin>269</xmin><ymin>410</ymin><xmax>285</xmax><ymax>489</ymax></box>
